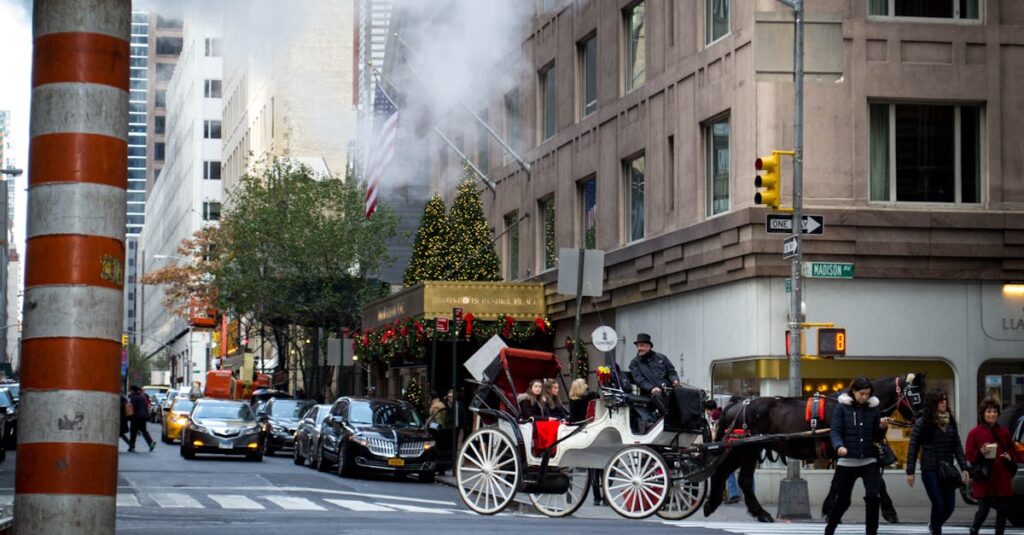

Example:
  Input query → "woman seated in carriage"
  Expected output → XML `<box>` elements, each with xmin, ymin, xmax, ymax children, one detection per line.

<box><xmin>518</xmin><ymin>379</ymin><xmax>549</xmax><ymax>420</ymax></box>
<box><xmin>543</xmin><ymin>379</ymin><xmax>569</xmax><ymax>420</ymax></box>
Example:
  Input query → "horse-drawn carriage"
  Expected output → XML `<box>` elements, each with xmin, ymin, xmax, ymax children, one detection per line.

<box><xmin>455</xmin><ymin>347</ymin><xmax>719</xmax><ymax>520</ymax></box>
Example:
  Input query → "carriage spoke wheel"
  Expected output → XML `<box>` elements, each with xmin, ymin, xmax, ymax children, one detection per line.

<box><xmin>656</xmin><ymin>470</ymin><xmax>707</xmax><ymax>520</ymax></box>
<box><xmin>603</xmin><ymin>446</ymin><xmax>669</xmax><ymax>519</ymax></box>
<box><xmin>456</xmin><ymin>427</ymin><xmax>520</xmax><ymax>515</ymax></box>
<box><xmin>529</xmin><ymin>467</ymin><xmax>590</xmax><ymax>517</ymax></box>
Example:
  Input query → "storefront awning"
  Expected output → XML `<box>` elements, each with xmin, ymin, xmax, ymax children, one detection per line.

<box><xmin>362</xmin><ymin>281</ymin><xmax>546</xmax><ymax>329</ymax></box>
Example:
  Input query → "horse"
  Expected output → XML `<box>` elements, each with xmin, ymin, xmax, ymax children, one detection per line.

<box><xmin>702</xmin><ymin>372</ymin><xmax>926</xmax><ymax>523</ymax></box>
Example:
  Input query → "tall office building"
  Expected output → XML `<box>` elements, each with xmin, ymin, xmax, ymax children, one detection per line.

<box><xmin>124</xmin><ymin>12</ymin><xmax>150</xmax><ymax>346</ymax></box>
<box><xmin>0</xmin><ymin>111</ymin><xmax>12</xmax><ymax>369</ymax></box>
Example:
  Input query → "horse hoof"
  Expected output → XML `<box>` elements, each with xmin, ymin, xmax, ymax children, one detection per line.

<box><xmin>703</xmin><ymin>502</ymin><xmax>717</xmax><ymax>517</ymax></box>
<box><xmin>756</xmin><ymin>512</ymin><xmax>775</xmax><ymax>523</ymax></box>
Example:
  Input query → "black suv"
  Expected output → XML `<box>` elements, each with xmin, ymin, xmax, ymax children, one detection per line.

<box><xmin>1010</xmin><ymin>415</ymin><xmax>1024</xmax><ymax>527</ymax></box>
<box><xmin>319</xmin><ymin>397</ymin><xmax>436</xmax><ymax>482</ymax></box>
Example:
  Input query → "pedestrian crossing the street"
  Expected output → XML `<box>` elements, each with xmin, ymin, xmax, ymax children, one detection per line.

<box><xmin>660</xmin><ymin>520</ymin><xmax>1024</xmax><ymax>534</ymax></box>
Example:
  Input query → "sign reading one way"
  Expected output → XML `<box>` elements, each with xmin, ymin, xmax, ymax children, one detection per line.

<box><xmin>766</xmin><ymin>214</ymin><xmax>824</xmax><ymax>235</ymax></box>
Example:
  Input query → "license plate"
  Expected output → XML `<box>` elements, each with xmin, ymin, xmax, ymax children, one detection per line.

<box><xmin>388</xmin><ymin>458</ymin><xmax>405</xmax><ymax>467</ymax></box>
<box><xmin>219</xmin><ymin>440</ymin><xmax>232</xmax><ymax>449</ymax></box>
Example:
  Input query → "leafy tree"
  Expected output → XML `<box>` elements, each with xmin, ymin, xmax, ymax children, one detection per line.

<box><xmin>446</xmin><ymin>173</ymin><xmax>501</xmax><ymax>281</ymax></box>
<box><xmin>403</xmin><ymin>195</ymin><xmax>450</xmax><ymax>286</ymax></box>
<box><xmin>139</xmin><ymin>226</ymin><xmax>220</xmax><ymax>320</ymax></box>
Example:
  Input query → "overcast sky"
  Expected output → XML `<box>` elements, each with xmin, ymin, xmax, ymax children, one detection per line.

<box><xmin>0</xmin><ymin>0</ymin><xmax>32</xmax><ymax>261</ymax></box>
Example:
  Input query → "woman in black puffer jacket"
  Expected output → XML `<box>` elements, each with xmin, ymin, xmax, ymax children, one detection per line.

<box><xmin>825</xmin><ymin>377</ymin><xmax>889</xmax><ymax>535</ymax></box>
<box><xmin>906</xmin><ymin>389</ymin><xmax>970</xmax><ymax>535</ymax></box>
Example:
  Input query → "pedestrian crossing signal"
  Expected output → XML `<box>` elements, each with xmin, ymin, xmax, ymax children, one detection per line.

<box><xmin>818</xmin><ymin>328</ymin><xmax>846</xmax><ymax>357</ymax></box>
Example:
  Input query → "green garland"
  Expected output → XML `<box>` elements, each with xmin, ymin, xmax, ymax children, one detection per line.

<box><xmin>572</xmin><ymin>339</ymin><xmax>590</xmax><ymax>379</ymax></box>
<box><xmin>354</xmin><ymin>315</ymin><xmax>553</xmax><ymax>365</ymax></box>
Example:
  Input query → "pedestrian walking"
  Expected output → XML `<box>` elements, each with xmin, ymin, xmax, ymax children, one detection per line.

<box><xmin>966</xmin><ymin>399</ymin><xmax>1022</xmax><ymax>535</ymax></box>
<box><xmin>824</xmin><ymin>377</ymin><xmax>889</xmax><ymax>535</ymax></box>
<box><xmin>188</xmin><ymin>380</ymin><xmax>202</xmax><ymax>399</ymax></box>
<box><xmin>127</xmin><ymin>385</ymin><xmax>156</xmax><ymax>452</ymax></box>
<box><xmin>906</xmin><ymin>388</ymin><xmax>970</xmax><ymax>535</ymax></box>
<box><xmin>119</xmin><ymin>395</ymin><xmax>131</xmax><ymax>447</ymax></box>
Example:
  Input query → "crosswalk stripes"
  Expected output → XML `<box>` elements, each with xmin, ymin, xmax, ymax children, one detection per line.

<box><xmin>116</xmin><ymin>494</ymin><xmax>140</xmax><ymax>507</ymax></box>
<box><xmin>149</xmin><ymin>493</ymin><xmax>203</xmax><ymax>508</ymax></box>
<box><xmin>262</xmin><ymin>495</ymin><xmax>326</xmax><ymax>511</ymax></box>
<box><xmin>209</xmin><ymin>495</ymin><xmax>264</xmax><ymax>510</ymax></box>
<box><xmin>660</xmin><ymin>521</ymin><xmax>1024</xmax><ymax>535</ymax></box>
<box><xmin>323</xmin><ymin>499</ymin><xmax>395</xmax><ymax>512</ymax></box>
<box><xmin>383</xmin><ymin>503</ymin><xmax>453</xmax><ymax>515</ymax></box>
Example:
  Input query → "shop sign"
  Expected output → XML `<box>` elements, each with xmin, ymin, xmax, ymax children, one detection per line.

<box><xmin>986</xmin><ymin>375</ymin><xmax>1002</xmax><ymax>387</ymax></box>
<box><xmin>981</xmin><ymin>283</ymin><xmax>1024</xmax><ymax>341</ymax></box>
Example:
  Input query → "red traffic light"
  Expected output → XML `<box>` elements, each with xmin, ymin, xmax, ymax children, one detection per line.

<box><xmin>755</xmin><ymin>158</ymin><xmax>765</xmax><ymax>170</ymax></box>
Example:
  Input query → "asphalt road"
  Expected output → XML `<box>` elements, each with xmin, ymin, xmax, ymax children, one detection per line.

<box><xmin>0</xmin><ymin>424</ymin><xmax>1022</xmax><ymax>534</ymax></box>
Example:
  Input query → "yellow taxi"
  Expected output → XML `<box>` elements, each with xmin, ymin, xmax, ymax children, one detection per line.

<box><xmin>161</xmin><ymin>397</ymin><xmax>195</xmax><ymax>444</ymax></box>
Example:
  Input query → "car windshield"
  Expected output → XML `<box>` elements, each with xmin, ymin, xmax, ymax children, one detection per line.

<box><xmin>270</xmin><ymin>400</ymin><xmax>313</xmax><ymax>418</ymax></box>
<box><xmin>172</xmin><ymin>399</ymin><xmax>194</xmax><ymax>413</ymax></box>
<box><xmin>0</xmin><ymin>390</ymin><xmax>13</xmax><ymax>409</ymax></box>
<box><xmin>193</xmin><ymin>402</ymin><xmax>254</xmax><ymax>422</ymax></box>
<box><xmin>5</xmin><ymin>385</ymin><xmax>18</xmax><ymax>398</ymax></box>
<box><xmin>348</xmin><ymin>401</ymin><xmax>422</xmax><ymax>428</ymax></box>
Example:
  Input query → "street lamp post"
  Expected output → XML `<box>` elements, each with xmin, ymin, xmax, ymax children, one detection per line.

<box><xmin>0</xmin><ymin>169</ymin><xmax>23</xmax><ymax>177</ymax></box>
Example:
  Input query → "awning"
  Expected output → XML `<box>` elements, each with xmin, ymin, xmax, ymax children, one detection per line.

<box><xmin>362</xmin><ymin>281</ymin><xmax>545</xmax><ymax>329</ymax></box>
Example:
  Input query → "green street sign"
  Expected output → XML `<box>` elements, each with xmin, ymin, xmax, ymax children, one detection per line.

<box><xmin>784</xmin><ymin>278</ymin><xmax>792</xmax><ymax>293</ymax></box>
<box><xmin>802</xmin><ymin>262</ymin><xmax>854</xmax><ymax>279</ymax></box>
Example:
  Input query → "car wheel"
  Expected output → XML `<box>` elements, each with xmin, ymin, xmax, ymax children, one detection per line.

<box><xmin>316</xmin><ymin>444</ymin><xmax>330</xmax><ymax>472</ymax></box>
<box><xmin>181</xmin><ymin>443</ymin><xmax>195</xmax><ymax>460</ymax></box>
<box><xmin>336</xmin><ymin>442</ymin><xmax>355</xmax><ymax>478</ymax></box>
<box><xmin>293</xmin><ymin>439</ymin><xmax>305</xmax><ymax>465</ymax></box>
<box><xmin>247</xmin><ymin>449</ymin><xmax>263</xmax><ymax>462</ymax></box>
<box><xmin>419</xmin><ymin>470</ymin><xmax>435</xmax><ymax>484</ymax></box>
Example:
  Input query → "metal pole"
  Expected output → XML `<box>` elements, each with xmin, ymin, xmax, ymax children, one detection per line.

<box><xmin>432</xmin><ymin>127</ymin><xmax>497</xmax><ymax>193</ymax></box>
<box><xmin>779</xmin><ymin>0</ymin><xmax>810</xmax><ymax>520</ymax></box>
<box><xmin>451</xmin><ymin>321</ymin><xmax>459</xmax><ymax>454</ymax></box>
<box><xmin>17</xmin><ymin>0</ymin><xmax>129</xmax><ymax>532</ymax></box>
<box><xmin>430</xmin><ymin>331</ymin><xmax>437</xmax><ymax>393</ymax></box>
<box><xmin>572</xmin><ymin>248</ymin><xmax>585</xmax><ymax>378</ymax></box>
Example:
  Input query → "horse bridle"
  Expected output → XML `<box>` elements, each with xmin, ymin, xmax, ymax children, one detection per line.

<box><xmin>883</xmin><ymin>374</ymin><xmax>922</xmax><ymax>422</ymax></box>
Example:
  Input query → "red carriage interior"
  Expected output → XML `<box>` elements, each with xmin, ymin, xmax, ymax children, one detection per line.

<box><xmin>492</xmin><ymin>348</ymin><xmax>563</xmax><ymax>455</ymax></box>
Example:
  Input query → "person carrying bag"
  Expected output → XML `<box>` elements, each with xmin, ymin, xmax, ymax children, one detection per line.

<box><xmin>905</xmin><ymin>389</ymin><xmax>970</xmax><ymax>535</ymax></box>
<box><xmin>965</xmin><ymin>399</ymin><xmax>1023</xmax><ymax>535</ymax></box>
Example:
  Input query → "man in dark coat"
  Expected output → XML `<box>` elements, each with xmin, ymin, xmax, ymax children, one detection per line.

<box><xmin>128</xmin><ymin>385</ymin><xmax>156</xmax><ymax>452</ymax></box>
<box><xmin>628</xmin><ymin>333</ymin><xmax>680</xmax><ymax>417</ymax></box>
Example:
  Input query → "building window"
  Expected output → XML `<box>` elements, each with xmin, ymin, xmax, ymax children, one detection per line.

<box><xmin>204</xmin><ymin>120</ymin><xmax>222</xmax><ymax>139</ymax></box>
<box><xmin>624</xmin><ymin>2</ymin><xmax>646</xmax><ymax>93</ymax></box>
<box><xmin>504</xmin><ymin>88</ymin><xmax>521</xmax><ymax>158</ymax></box>
<box><xmin>204</xmin><ymin>161</ymin><xmax>221</xmax><ymax>180</ymax></box>
<box><xmin>154</xmin><ymin>89</ymin><xmax>166</xmax><ymax>108</ymax></box>
<box><xmin>153</xmin><ymin>142</ymin><xmax>165</xmax><ymax>161</ymax></box>
<box><xmin>706</xmin><ymin>0</ymin><xmax>730</xmax><ymax>45</ymax></box>
<box><xmin>204</xmin><ymin>79</ymin><xmax>222</xmax><ymax>99</ymax></box>
<box><xmin>667</xmin><ymin>135</ymin><xmax>676</xmax><ymax>210</ymax></box>
<box><xmin>705</xmin><ymin>116</ymin><xmax>730</xmax><ymax>216</ymax></box>
<box><xmin>539</xmin><ymin>196</ymin><xmax>557</xmax><ymax>270</ymax></box>
<box><xmin>156</xmin><ymin>15</ymin><xmax>182</xmax><ymax>29</ymax></box>
<box><xmin>203</xmin><ymin>202</ymin><xmax>221</xmax><ymax>221</ymax></box>
<box><xmin>128</xmin><ymin>145</ymin><xmax>146</xmax><ymax>157</ymax></box>
<box><xmin>869</xmin><ymin>103</ymin><xmax>981</xmax><ymax>204</ymax></box>
<box><xmin>205</xmin><ymin>38</ymin><xmax>222</xmax><ymax>57</ymax></box>
<box><xmin>579</xmin><ymin>177</ymin><xmax>597</xmax><ymax>249</ymax></box>
<box><xmin>624</xmin><ymin>155</ymin><xmax>645</xmax><ymax>242</ymax></box>
<box><xmin>538</xmin><ymin>63</ymin><xmax>556</xmax><ymax>143</ymax></box>
<box><xmin>155</xmin><ymin>63</ymin><xmax>174</xmax><ymax>83</ymax></box>
<box><xmin>478</xmin><ymin>110</ymin><xmax>489</xmax><ymax>172</ymax></box>
<box><xmin>577</xmin><ymin>34</ymin><xmax>597</xmax><ymax>119</ymax></box>
<box><xmin>868</xmin><ymin>0</ymin><xmax>979</xmax><ymax>19</ymax></box>
<box><xmin>505</xmin><ymin>212</ymin><xmax>519</xmax><ymax>281</ymax></box>
<box><xmin>155</xmin><ymin>36</ymin><xmax>183</xmax><ymax>56</ymax></box>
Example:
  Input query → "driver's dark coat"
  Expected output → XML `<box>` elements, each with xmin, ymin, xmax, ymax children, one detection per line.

<box><xmin>628</xmin><ymin>351</ymin><xmax>679</xmax><ymax>395</ymax></box>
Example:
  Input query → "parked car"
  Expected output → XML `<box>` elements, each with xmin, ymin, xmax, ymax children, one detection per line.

<box><xmin>3</xmin><ymin>383</ymin><xmax>20</xmax><ymax>406</ymax></box>
<box><xmin>161</xmin><ymin>397</ymin><xmax>195</xmax><ymax>444</ymax></box>
<box><xmin>148</xmin><ymin>392</ymin><xmax>168</xmax><ymax>422</ymax></box>
<box><xmin>0</xmin><ymin>388</ymin><xmax>17</xmax><ymax>449</ymax></box>
<box><xmin>258</xmin><ymin>398</ymin><xmax>314</xmax><ymax>455</ymax></box>
<box><xmin>318</xmin><ymin>397</ymin><xmax>436</xmax><ymax>482</ymax></box>
<box><xmin>180</xmin><ymin>399</ymin><xmax>264</xmax><ymax>461</ymax></box>
<box><xmin>1010</xmin><ymin>414</ymin><xmax>1024</xmax><ymax>527</ymax></box>
<box><xmin>293</xmin><ymin>404</ymin><xmax>331</xmax><ymax>468</ymax></box>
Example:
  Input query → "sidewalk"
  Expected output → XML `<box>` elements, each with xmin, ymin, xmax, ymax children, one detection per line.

<box><xmin>437</xmin><ymin>474</ymin><xmax>983</xmax><ymax>526</ymax></box>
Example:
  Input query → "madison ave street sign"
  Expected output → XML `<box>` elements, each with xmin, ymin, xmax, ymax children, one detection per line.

<box><xmin>766</xmin><ymin>214</ymin><xmax>824</xmax><ymax>235</ymax></box>
<box><xmin>802</xmin><ymin>262</ymin><xmax>855</xmax><ymax>279</ymax></box>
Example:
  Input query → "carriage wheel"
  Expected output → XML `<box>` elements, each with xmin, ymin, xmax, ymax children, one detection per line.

<box><xmin>656</xmin><ymin>471</ymin><xmax>707</xmax><ymax>520</ymax></box>
<box><xmin>529</xmin><ymin>467</ymin><xmax>590</xmax><ymax>518</ymax></box>
<box><xmin>456</xmin><ymin>427</ymin><xmax>520</xmax><ymax>515</ymax></box>
<box><xmin>603</xmin><ymin>446</ymin><xmax>669</xmax><ymax>519</ymax></box>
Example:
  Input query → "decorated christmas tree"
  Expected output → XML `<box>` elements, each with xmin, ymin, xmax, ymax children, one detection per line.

<box><xmin>403</xmin><ymin>376</ymin><xmax>425</xmax><ymax>412</ymax></box>
<box><xmin>403</xmin><ymin>195</ymin><xmax>450</xmax><ymax>287</ymax></box>
<box><xmin>446</xmin><ymin>172</ymin><xmax>501</xmax><ymax>282</ymax></box>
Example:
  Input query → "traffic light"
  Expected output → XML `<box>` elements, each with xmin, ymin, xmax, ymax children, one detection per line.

<box><xmin>121</xmin><ymin>334</ymin><xmax>129</xmax><ymax>347</ymax></box>
<box><xmin>818</xmin><ymin>328</ymin><xmax>846</xmax><ymax>357</ymax></box>
<box><xmin>755</xmin><ymin>153</ymin><xmax>781</xmax><ymax>209</ymax></box>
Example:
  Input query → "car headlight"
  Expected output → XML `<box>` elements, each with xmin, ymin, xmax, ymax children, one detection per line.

<box><xmin>243</xmin><ymin>424</ymin><xmax>260</xmax><ymax>434</ymax></box>
<box><xmin>271</xmin><ymin>423</ymin><xmax>284</xmax><ymax>432</ymax></box>
<box><xmin>348</xmin><ymin>434</ymin><xmax>369</xmax><ymax>447</ymax></box>
<box><xmin>175</xmin><ymin>417</ymin><xmax>188</xmax><ymax>425</ymax></box>
<box><xmin>423</xmin><ymin>441</ymin><xmax>436</xmax><ymax>451</ymax></box>
<box><xmin>190</xmin><ymin>424</ymin><xmax>208</xmax><ymax>434</ymax></box>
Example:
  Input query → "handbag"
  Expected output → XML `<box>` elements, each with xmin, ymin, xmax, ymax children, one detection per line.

<box><xmin>1005</xmin><ymin>458</ymin><xmax>1020</xmax><ymax>478</ymax></box>
<box><xmin>968</xmin><ymin>458</ymin><xmax>990</xmax><ymax>482</ymax></box>
<box><xmin>876</xmin><ymin>441</ymin><xmax>897</xmax><ymax>466</ymax></box>
<box><xmin>938</xmin><ymin>459</ymin><xmax>961</xmax><ymax>482</ymax></box>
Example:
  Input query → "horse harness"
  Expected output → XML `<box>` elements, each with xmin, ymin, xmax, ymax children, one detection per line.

<box><xmin>880</xmin><ymin>374</ymin><xmax>919</xmax><ymax>422</ymax></box>
<box><xmin>804</xmin><ymin>392</ymin><xmax>831</xmax><ymax>459</ymax></box>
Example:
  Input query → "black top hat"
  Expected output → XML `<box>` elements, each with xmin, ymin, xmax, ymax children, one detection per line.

<box><xmin>633</xmin><ymin>333</ymin><xmax>654</xmax><ymax>347</ymax></box>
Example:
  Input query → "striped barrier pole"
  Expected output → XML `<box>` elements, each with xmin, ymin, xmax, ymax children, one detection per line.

<box><xmin>15</xmin><ymin>0</ymin><xmax>130</xmax><ymax>532</ymax></box>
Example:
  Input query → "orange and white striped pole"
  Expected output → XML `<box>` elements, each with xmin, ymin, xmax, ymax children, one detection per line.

<box><xmin>16</xmin><ymin>0</ymin><xmax>129</xmax><ymax>532</ymax></box>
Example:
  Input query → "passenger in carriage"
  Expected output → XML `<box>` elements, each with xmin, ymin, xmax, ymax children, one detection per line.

<box><xmin>518</xmin><ymin>379</ymin><xmax>548</xmax><ymax>420</ymax></box>
<box><xmin>544</xmin><ymin>379</ymin><xmax>569</xmax><ymax>420</ymax></box>
<box><xmin>568</xmin><ymin>378</ymin><xmax>598</xmax><ymax>423</ymax></box>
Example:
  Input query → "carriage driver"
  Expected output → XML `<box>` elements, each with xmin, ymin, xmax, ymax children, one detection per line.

<box><xmin>628</xmin><ymin>333</ymin><xmax>680</xmax><ymax>416</ymax></box>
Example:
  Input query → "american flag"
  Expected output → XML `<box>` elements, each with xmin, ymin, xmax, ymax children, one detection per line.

<box><xmin>365</xmin><ymin>82</ymin><xmax>398</xmax><ymax>218</ymax></box>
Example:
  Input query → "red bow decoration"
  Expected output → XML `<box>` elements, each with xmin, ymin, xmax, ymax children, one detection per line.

<box><xmin>535</xmin><ymin>317</ymin><xmax>548</xmax><ymax>334</ymax></box>
<box><xmin>400</xmin><ymin>326</ymin><xmax>408</xmax><ymax>337</ymax></box>
<box><xmin>502</xmin><ymin>315</ymin><xmax>516</xmax><ymax>338</ymax></box>
<box><xmin>464</xmin><ymin>313</ymin><xmax>475</xmax><ymax>337</ymax></box>
<box><xmin>362</xmin><ymin>333</ymin><xmax>369</xmax><ymax>346</ymax></box>
<box><xmin>414</xmin><ymin>321</ymin><xmax>425</xmax><ymax>339</ymax></box>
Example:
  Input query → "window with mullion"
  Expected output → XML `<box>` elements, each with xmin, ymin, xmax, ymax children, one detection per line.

<box><xmin>705</xmin><ymin>117</ymin><xmax>730</xmax><ymax>216</ymax></box>
<box><xmin>624</xmin><ymin>2</ymin><xmax>646</xmax><ymax>93</ymax></box>
<box><xmin>868</xmin><ymin>0</ymin><xmax>979</xmax><ymax>19</ymax></box>
<box><xmin>578</xmin><ymin>35</ymin><xmax>597</xmax><ymax>119</ymax></box>
<box><xmin>504</xmin><ymin>212</ymin><xmax>520</xmax><ymax>280</ymax></box>
<box><xmin>705</xmin><ymin>0</ymin><xmax>730</xmax><ymax>44</ymax></box>
<box><xmin>539</xmin><ymin>196</ymin><xmax>557</xmax><ymax>270</ymax></box>
<box><xmin>624</xmin><ymin>155</ymin><xmax>645</xmax><ymax>242</ymax></box>
<box><xmin>538</xmin><ymin>63</ymin><xmax>556</xmax><ymax>143</ymax></box>
<box><xmin>579</xmin><ymin>177</ymin><xmax>597</xmax><ymax>249</ymax></box>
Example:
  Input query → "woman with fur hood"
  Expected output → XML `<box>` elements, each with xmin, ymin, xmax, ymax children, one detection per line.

<box><xmin>518</xmin><ymin>379</ymin><xmax>548</xmax><ymax>421</ymax></box>
<box><xmin>824</xmin><ymin>376</ymin><xmax>890</xmax><ymax>535</ymax></box>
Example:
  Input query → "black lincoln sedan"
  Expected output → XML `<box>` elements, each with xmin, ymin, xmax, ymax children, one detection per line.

<box><xmin>259</xmin><ymin>398</ymin><xmax>314</xmax><ymax>455</ymax></box>
<box><xmin>180</xmin><ymin>400</ymin><xmax>265</xmax><ymax>461</ymax></box>
<box><xmin>319</xmin><ymin>397</ymin><xmax>436</xmax><ymax>482</ymax></box>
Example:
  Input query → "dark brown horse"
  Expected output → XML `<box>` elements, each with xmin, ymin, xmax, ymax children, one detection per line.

<box><xmin>703</xmin><ymin>373</ymin><xmax>926</xmax><ymax>523</ymax></box>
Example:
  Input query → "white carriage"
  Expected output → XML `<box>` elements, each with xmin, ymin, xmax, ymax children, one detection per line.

<box><xmin>455</xmin><ymin>348</ymin><xmax>712</xmax><ymax>520</ymax></box>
